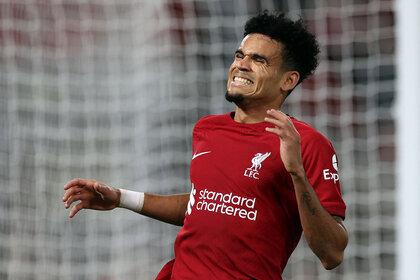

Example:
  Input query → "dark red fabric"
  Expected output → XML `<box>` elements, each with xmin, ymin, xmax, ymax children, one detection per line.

<box><xmin>155</xmin><ymin>259</ymin><xmax>174</xmax><ymax>280</ymax></box>
<box><xmin>158</xmin><ymin>113</ymin><xmax>346</xmax><ymax>279</ymax></box>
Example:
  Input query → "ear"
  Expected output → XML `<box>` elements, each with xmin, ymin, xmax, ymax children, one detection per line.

<box><xmin>280</xmin><ymin>71</ymin><xmax>300</xmax><ymax>92</ymax></box>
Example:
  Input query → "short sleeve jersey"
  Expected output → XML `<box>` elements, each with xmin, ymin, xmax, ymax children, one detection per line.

<box><xmin>166</xmin><ymin>113</ymin><xmax>346</xmax><ymax>280</ymax></box>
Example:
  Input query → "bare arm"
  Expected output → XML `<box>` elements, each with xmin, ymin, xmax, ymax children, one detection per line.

<box><xmin>289</xmin><ymin>172</ymin><xmax>348</xmax><ymax>269</ymax></box>
<box><xmin>265</xmin><ymin>109</ymin><xmax>348</xmax><ymax>270</ymax></box>
<box><xmin>141</xmin><ymin>193</ymin><xmax>189</xmax><ymax>226</ymax></box>
<box><xmin>62</xmin><ymin>178</ymin><xmax>189</xmax><ymax>226</ymax></box>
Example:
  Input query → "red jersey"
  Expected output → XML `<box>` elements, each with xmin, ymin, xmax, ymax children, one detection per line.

<box><xmin>157</xmin><ymin>112</ymin><xmax>346</xmax><ymax>280</ymax></box>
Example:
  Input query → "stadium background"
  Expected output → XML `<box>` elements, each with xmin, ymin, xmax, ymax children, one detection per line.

<box><xmin>0</xmin><ymin>0</ymin><xmax>395</xmax><ymax>279</ymax></box>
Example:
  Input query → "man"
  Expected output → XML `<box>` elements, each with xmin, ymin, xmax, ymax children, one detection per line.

<box><xmin>63</xmin><ymin>11</ymin><xmax>347</xmax><ymax>279</ymax></box>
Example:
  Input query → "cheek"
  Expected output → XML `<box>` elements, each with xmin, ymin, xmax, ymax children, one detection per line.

<box><xmin>254</xmin><ymin>76</ymin><xmax>279</xmax><ymax>93</ymax></box>
<box><xmin>227</xmin><ymin>64</ymin><xmax>235</xmax><ymax>79</ymax></box>
<box><xmin>226</xmin><ymin>67</ymin><xmax>233</xmax><ymax>88</ymax></box>
<box><xmin>258</xmin><ymin>67</ymin><xmax>279</xmax><ymax>84</ymax></box>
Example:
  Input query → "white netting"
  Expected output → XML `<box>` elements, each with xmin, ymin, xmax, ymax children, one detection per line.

<box><xmin>0</xmin><ymin>0</ymin><xmax>395</xmax><ymax>279</ymax></box>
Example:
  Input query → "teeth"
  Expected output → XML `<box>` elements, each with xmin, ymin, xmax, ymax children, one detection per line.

<box><xmin>234</xmin><ymin>77</ymin><xmax>252</xmax><ymax>85</ymax></box>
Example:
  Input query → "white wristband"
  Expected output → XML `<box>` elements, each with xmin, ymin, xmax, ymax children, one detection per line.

<box><xmin>119</xmin><ymin>189</ymin><xmax>144</xmax><ymax>213</ymax></box>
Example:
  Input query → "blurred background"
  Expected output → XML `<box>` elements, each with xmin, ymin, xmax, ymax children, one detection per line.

<box><xmin>0</xmin><ymin>0</ymin><xmax>396</xmax><ymax>279</ymax></box>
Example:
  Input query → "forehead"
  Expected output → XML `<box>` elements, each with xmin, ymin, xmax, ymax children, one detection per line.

<box><xmin>239</xmin><ymin>33</ymin><xmax>283</xmax><ymax>58</ymax></box>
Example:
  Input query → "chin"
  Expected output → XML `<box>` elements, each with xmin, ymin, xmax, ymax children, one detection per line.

<box><xmin>225</xmin><ymin>90</ymin><xmax>244</xmax><ymax>103</ymax></box>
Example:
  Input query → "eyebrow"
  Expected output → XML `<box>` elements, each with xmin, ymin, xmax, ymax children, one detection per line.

<box><xmin>235</xmin><ymin>49</ymin><xmax>269</xmax><ymax>64</ymax></box>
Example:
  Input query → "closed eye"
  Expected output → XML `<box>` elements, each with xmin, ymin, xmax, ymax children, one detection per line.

<box><xmin>235</xmin><ymin>50</ymin><xmax>244</xmax><ymax>59</ymax></box>
<box><xmin>251</xmin><ymin>54</ymin><xmax>268</xmax><ymax>64</ymax></box>
<box><xmin>234</xmin><ymin>50</ymin><xmax>268</xmax><ymax>64</ymax></box>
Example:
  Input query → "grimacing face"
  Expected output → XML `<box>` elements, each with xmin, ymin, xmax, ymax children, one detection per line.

<box><xmin>226</xmin><ymin>33</ymin><xmax>286</xmax><ymax>103</ymax></box>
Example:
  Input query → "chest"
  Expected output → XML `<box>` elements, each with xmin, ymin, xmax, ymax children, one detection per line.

<box><xmin>190</xmin><ymin>128</ymin><xmax>294</xmax><ymax>201</ymax></box>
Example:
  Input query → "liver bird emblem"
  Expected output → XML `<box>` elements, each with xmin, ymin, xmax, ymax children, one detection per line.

<box><xmin>250</xmin><ymin>152</ymin><xmax>271</xmax><ymax>171</ymax></box>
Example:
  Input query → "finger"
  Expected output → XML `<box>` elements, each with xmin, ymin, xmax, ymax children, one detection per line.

<box><xmin>265</xmin><ymin>125</ymin><xmax>296</xmax><ymax>140</ymax></box>
<box><xmin>266</xmin><ymin>109</ymin><xmax>288</xmax><ymax>119</ymax></box>
<box><xmin>62</xmin><ymin>186</ymin><xmax>83</xmax><ymax>202</ymax></box>
<box><xmin>264</xmin><ymin>116</ymin><xmax>285</xmax><ymax>128</ymax></box>
<box><xmin>265</xmin><ymin>126</ymin><xmax>283</xmax><ymax>137</ymax></box>
<box><xmin>69</xmin><ymin>202</ymin><xmax>85</xmax><ymax>218</ymax></box>
<box><xmin>64</xmin><ymin>178</ymin><xmax>90</xmax><ymax>190</ymax></box>
<box><xmin>266</xmin><ymin>110</ymin><xmax>297</xmax><ymax>131</ymax></box>
<box><xmin>64</xmin><ymin>195</ymin><xmax>73</xmax><ymax>208</ymax></box>
<box><xmin>265</xmin><ymin>109</ymin><xmax>290</xmax><ymax>126</ymax></box>
<box><xmin>64</xmin><ymin>193</ymin><xmax>84</xmax><ymax>209</ymax></box>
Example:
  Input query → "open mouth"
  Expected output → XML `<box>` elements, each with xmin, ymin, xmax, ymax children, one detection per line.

<box><xmin>233</xmin><ymin>76</ymin><xmax>253</xmax><ymax>85</ymax></box>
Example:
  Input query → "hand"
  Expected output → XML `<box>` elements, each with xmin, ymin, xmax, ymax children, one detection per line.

<box><xmin>264</xmin><ymin>109</ymin><xmax>304</xmax><ymax>176</ymax></box>
<box><xmin>62</xmin><ymin>178</ymin><xmax>121</xmax><ymax>218</ymax></box>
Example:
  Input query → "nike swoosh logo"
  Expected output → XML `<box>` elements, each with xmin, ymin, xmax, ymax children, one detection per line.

<box><xmin>192</xmin><ymin>151</ymin><xmax>211</xmax><ymax>160</ymax></box>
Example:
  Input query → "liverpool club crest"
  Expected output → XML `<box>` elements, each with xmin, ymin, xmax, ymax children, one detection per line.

<box><xmin>244</xmin><ymin>152</ymin><xmax>271</xmax><ymax>180</ymax></box>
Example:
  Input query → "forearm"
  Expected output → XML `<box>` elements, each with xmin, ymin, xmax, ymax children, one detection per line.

<box><xmin>291</xmin><ymin>171</ymin><xmax>348</xmax><ymax>269</ymax></box>
<box><xmin>139</xmin><ymin>193</ymin><xmax>189</xmax><ymax>226</ymax></box>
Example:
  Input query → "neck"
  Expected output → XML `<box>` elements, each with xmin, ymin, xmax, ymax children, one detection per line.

<box><xmin>233</xmin><ymin>102</ymin><xmax>283</xmax><ymax>123</ymax></box>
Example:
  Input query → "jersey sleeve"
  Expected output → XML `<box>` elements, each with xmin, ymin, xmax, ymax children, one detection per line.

<box><xmin>192</xmin><ymin>117</ymin><xmax>208</xmax><ymax>154</ymax></box>
<box><xmin>301</xmin><ymin>131</ymin><xmax>346</xmax><ymax>219</ymax></box>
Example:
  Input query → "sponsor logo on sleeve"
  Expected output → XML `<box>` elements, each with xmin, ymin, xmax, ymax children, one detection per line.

<box><xmin>323</xmin><ymin>154</ymin><xmax>340</xmax><ymax>184</ymax></box>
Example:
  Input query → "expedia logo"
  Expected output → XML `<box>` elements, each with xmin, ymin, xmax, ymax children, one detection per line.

<box><xmin>323</xmin><ymin>154</ymin><xmax>339</xmax><ymax>184</ymax></box>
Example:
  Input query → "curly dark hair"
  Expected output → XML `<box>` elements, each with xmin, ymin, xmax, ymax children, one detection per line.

<box><xmin>244</xmin><ymin>11</ymin><xmax>320</xmax><ymax>86</ymax></box>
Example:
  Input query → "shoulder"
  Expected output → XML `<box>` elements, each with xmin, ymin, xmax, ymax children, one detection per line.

<box><xmin>194</xmin><ymin>113</ymin><xmax>231</xmax><ymax>129</ymax></box>
<box><xmin>291</xmin><ymin>118</ymin><xmax>334</xmax><ymax>149</ymax></box>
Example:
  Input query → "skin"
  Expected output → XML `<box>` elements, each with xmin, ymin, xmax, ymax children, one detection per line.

<box><xmin>226</xmin><ymin>34</ymin><xmax>298</xmax><ymax>123</ymax></box>
<box><xmin>228</xmin><ymin>34</ymin><xmax>347</xmax><ymax>269</ymax></box>
<box><xmin>62</xmin><ymin>179</ymin><xmax>188</xmax><ymax>226</ymax></box>
<box><xmin>63</xmin><ymin>33</ymin><xmax>347</xmax><ymax>270</ymax></box>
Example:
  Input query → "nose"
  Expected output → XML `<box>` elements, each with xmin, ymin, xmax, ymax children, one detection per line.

<box><xmin>234</xmin><ymin>55</ymin><xmax>252</xmax><ymax>72</ymax></box>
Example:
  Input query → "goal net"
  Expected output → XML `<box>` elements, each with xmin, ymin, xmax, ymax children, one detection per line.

<box><xmin>0</xmin><ymin>0</ymin><xmax>396</xmax><ymax>279</ymax></box>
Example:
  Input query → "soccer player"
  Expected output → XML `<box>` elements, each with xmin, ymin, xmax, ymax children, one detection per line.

<box><xmin>62</xmin><ymin>11</ymin><xmax>347</xmax><ymax>279</ymax></box>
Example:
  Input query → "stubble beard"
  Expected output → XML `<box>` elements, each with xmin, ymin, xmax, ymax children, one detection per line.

<box><xmin>225</xmin><ymin>90</ymin><xmax>244</xmax><ymax>104</ymax></box>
